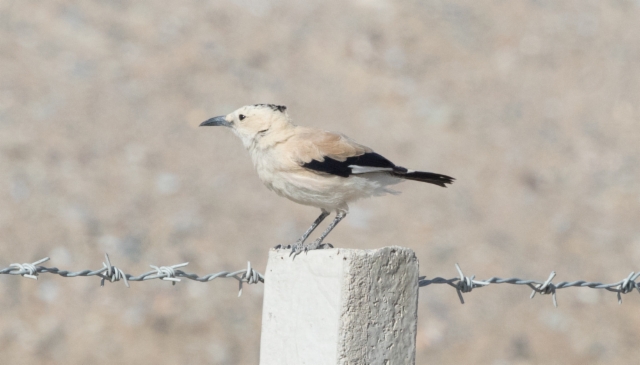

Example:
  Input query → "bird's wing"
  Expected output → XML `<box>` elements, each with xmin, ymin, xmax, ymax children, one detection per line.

<box><xmin>291</xmin><ymin>128</ymin><xmax>396</xmax><ymax>177</ymax></box>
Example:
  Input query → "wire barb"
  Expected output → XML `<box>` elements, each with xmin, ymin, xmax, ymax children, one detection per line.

<box><xmin>451</xmin><ymin>263</ymin><xmax>490</xmax><ymax>304</ymax></box>
<box><xmin>614</xmin><ymin>272</ymin><xmax>640</xmax><ymax>304</ymax></box>
<box><xmin>529</xmin><ymin>271</ymin><xmax>558</xmax><ymax>307</ymax></box>
<box><xmin>226</xmin><ymin>261</ymin><xmax>261</xmax><ymax>297</ymax></box>
<box><xmin>100</xmin><ymin>253</ymin><xmax>129</xmax><ymax>288</ymax></box>
<box><xmin>148</xmin><ymin>262</ymin><xmax>189</xmax><ymax>285</ymax></box>
<box><xmin>7</xmin><ymin>257</ymin><xmax>50</xmax><ymax>280</ymax></box>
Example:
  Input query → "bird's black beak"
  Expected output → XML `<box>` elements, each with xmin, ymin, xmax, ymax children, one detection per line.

<box><xmin>200</xmin><ymin>116</ymin><xmax>230</xmax><ymax>127</ymax></box>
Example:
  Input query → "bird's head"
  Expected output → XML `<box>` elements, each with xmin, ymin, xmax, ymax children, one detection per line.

<box><xmin>200</xmin><ymin>104</ymin><xmax>291</xmax><ymax>148</ymax></box>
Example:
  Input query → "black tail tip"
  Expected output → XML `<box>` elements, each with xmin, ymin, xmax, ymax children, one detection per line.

<box><xmin>439</xmin><ymin>175</ymin><xmax>455</xmax><ymax>187</ymax></box>
<box><xmin>398</xmin><ymin>171</ymin><xmax>455</xmax><ymax>187</ymax></box>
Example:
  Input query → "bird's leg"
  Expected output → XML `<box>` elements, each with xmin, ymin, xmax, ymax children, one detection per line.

<box><xmin>297</xmin><ymin>210</ymin><xmax>347</xmax><ymax>255</ymax></box>
<box><xmin>276</xmin><ymin>210</ymin><xmax>329</xmax><ymax>250</ymax></box>
<box><xmin>297</xmin><ymin>210</ymin><xmax>330</xmax><ymax>244</ymax></box>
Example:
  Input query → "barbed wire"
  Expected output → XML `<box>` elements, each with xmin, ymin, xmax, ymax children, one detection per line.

<box><xmin>419</xmin><ymin>263</ymin><xmax>640</xmax><ymax>307</ymax></box>
<box><xmin>0</xmin><ymin>254</ymin><xmax>264</xmax><ymax>296</ymax></box>
<box><xmin>2</xmin><ymin>256</ymin><xmax>638</xmax><ymax>307</ymax></box>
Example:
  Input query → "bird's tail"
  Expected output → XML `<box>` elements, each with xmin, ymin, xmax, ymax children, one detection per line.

<box><xmin>391</xmin><ymin>167</ymin><xmax>455</xmax><ymax>187</ymax></box>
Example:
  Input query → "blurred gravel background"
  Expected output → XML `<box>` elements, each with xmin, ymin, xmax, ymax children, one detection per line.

<box><xmin>1</xmin><ymin>0</ymin><xmax>639</xmax><ymax>364</ymax></box>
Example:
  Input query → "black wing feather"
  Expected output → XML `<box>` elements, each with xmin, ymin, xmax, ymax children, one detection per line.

<box><xmin>302</xmin><ymin>152</ymin><xmax>395</xmax><ymax>177</ymax></box>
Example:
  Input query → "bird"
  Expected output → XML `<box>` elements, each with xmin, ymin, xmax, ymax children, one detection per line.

<box><xmin>200</xmin><ymin>104</ymin><xmax>454</xmax><ymax>256</ymax></box>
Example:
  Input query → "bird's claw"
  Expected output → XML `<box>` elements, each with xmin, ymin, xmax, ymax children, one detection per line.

<box><xmin>288</xmin><ymin>241</ymin><xmax>305</xmax><ymax>258</ymax></box>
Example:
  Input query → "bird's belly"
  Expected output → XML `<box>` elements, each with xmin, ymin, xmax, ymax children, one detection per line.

<box><xmin>259</xmin><ymin>169</ymin><xmax>401</xmax><ymax>211</ymax></box>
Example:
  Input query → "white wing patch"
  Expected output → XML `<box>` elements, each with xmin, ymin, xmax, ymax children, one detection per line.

<box><xmin>349</xmin><ymin>165</ymin><xmax>394</xmax><ymax>174</ymax></box>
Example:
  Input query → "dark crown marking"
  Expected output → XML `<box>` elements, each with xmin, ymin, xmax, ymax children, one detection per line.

<box><xmin>254</xmin><ymin>104</ymin><xmax>287</xmax><ymax>113</ymax></box>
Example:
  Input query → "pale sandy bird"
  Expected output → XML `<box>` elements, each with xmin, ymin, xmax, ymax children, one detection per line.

<box><xmin>200</xmin><ymin>104</ymin><xmax>454</xmax><ymax>255</ymax></box>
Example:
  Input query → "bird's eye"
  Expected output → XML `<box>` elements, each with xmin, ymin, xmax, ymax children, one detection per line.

<box><xmin>239</xmin><ymin>114</ymin><xmax>246</xmax><ymax>121</ymax></box>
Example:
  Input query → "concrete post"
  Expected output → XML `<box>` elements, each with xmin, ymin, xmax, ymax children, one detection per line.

<box><xmin>259</xmin><ymin>246</ymin><xmax>419</xmax><ymax>365</ymax></box>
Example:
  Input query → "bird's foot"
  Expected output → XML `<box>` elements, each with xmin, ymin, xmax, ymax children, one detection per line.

<box><xmin>288</xmin><ymin>240</ymin><xmax>306</xmax><ymax>258</ymax></box>
<box><xmin>274</xmin><ymin>243</ymin><xmax>292</xmax><ymax>249</ymax></box>
<box><xmin>287</xmin><ymin>240</ymin><xmax>334</xmax><ymax>258</ymax></box>
<box><xmin>292</xmin><ymin>240</ymin><xmax>334</xmax><ymax>257</ymax></box>
<box><xmin>305</xmin><ymin>241</ymin><xmax>334</xmax><ymax>251</ymax></box>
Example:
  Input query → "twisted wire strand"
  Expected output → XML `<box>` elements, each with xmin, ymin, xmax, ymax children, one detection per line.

<box><xmin>419</xmin><ymin>264</ymin><xmax>640</xmax><ymax>307</ymax></box>
<box><xmin>2</xmin><ymin>256</ymin><xmax>638</xmax><ymax>305</ymax></box>
<box><xmin>0</xmin><ymin>254</ymin><xmax>264</xmax><ymax>296</ymax></box>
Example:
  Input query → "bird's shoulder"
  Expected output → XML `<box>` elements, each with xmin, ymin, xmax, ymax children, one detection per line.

<box><xmin>288</xmin><ymin>126</ymin><xmax>372</xmax><ymax>163</ymax></box>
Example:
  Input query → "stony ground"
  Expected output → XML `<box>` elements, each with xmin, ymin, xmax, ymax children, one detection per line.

<box><xmin>1</xmin><ymin>1</ymin><xmax>639</xmax><ymax>364</ymax></box>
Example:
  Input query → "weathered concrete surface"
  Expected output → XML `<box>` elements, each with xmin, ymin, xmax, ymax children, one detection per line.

<box><xmin>260</xmin><ymin>247</ymin><xmax>419</xmax><ymax>365</ymax></box>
